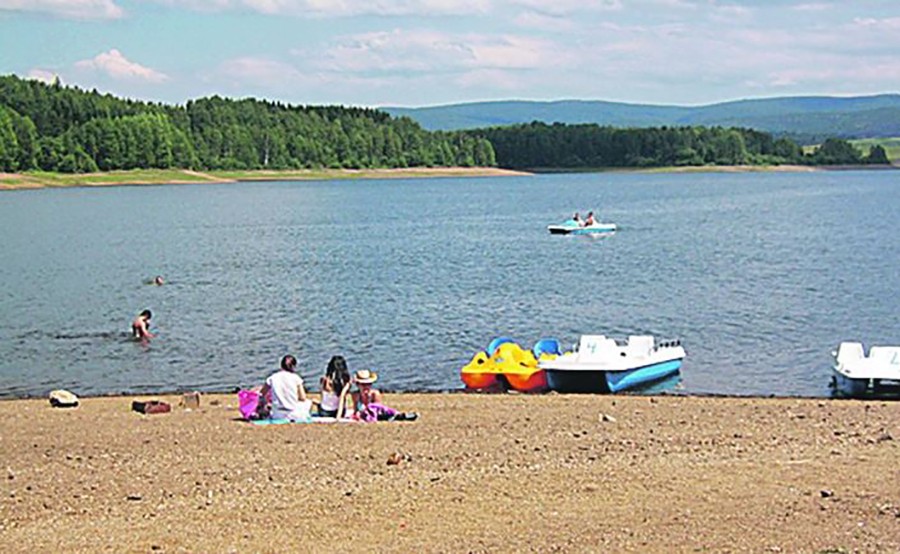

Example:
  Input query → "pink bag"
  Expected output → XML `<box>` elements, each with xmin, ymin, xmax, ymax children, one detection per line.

<box><xmin>353</xmin><ymin>402</ymin><xmax>398</xmax><ymax>423</ymax></box>
<box><xmin>238</xmin><ymin>390</ymin><xmax>260</xmax><ymax>420</ymax></box>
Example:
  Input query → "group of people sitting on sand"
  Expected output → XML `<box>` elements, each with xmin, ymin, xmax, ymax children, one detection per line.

<box><xmin>255</xmin><ymin>354</ymin><xmax>418</xmax><ymax>423</ymax></box>
<box><xmin>131</xmin><ymin>276</ymin><xmax>415</xmax><ymax>423</ymax></box>
<box><xmin>572</xmin><ymin>211</ymin><xmax>597</xmax><ymax>227</ymax></box>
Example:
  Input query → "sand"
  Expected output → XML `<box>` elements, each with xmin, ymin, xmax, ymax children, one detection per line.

<box><xmin>1</xmin><ymin>393</ymin><xmax>898</xmax><ymax>553</ymax></box>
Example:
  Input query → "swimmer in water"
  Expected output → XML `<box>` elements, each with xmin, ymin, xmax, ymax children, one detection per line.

<box><xmin>132</xmin><ymin>309</ymin><xmax>154</xmax><ymax>340</ymax></box>
<box><xmin>153</xmin><ymin>276</ymin><xmax>164</xmax><ymax>286</ymax></box>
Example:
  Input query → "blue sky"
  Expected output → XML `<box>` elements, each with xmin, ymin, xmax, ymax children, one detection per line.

<box><xmin>1</xmin><ymin>0</ymin><xmax>898</xmax><ymax>108</ymax></box>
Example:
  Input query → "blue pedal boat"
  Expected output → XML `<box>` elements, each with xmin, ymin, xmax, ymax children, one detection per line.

<box><xmin>539</xmin><ymin>335</ymin><xmax>685</xmax><ymax>393</ymax></box>
<box><xmin>547</xmin><ymin>219</ymin><xmax>617</xmax><ymax>235</ymax></box>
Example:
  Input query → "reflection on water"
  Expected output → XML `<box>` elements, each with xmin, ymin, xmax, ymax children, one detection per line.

<box><xmin>1</xmin><ymin>171</ymin><xmax>898</xmax><ymax>398</ymax></box>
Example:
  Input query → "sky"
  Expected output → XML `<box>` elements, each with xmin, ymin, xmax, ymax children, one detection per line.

<box><xmin>0</xmin><ymin>0</ymin><xmax>898</xmax><ymax>108</ymax></box>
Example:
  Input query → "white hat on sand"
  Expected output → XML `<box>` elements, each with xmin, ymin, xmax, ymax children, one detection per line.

<box><xmin>354</xmin><ymin>369</ymin><xmax>378</xmax><ymax>385</ymax></box>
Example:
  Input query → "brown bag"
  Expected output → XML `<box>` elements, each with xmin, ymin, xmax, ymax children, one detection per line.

<box><xmin>132</xmin><ymin>400</ymin><xmax>171</xmax><ymax>414</ymax></box>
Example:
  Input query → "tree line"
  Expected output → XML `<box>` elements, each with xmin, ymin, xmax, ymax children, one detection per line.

<box><xmin>474</xmin><ymin>122</ymin><xmax>890</xmax><ymax>169</ymax></box>
<box><xmin>0</xmin><ymin>74</ymin><xmax>891</xmax><ymax>174</ymax></box>
<box><xmin>0</xmin><ymin>75</ymin><xmax>496</xmax><ymax>173</ymax></box>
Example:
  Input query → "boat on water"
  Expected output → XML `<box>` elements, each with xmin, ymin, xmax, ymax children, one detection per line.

<box><xmin>460</xmin><ymin>337</ymin><xmax>561</xmax><ymax>393</ymax></box>
<box><xmin>539</xmin><ymin>335</ymin><xmax>685</xmax><ymax>393</ymax></box>
<box><xmin>831</xmin><ymin>342</ymin><xmax>900</xmax><ymax>397</ymax></box>
<box><xmin>547</xmin><ymin>219</ymin><xmax>617</xmax><ymax>235</ymax></box>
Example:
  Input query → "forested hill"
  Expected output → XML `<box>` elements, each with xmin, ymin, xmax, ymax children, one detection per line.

<box><xmin>473</xmin><ymin>122</ymin><xmax>889</xmax><ymax>169</ymax></box>
<box><xmin>383</xmin><ymin>95</ymin><xmax>900</xmax><ymax>143</ymax></box>
<box><xmin>0</xmin><ymin>74</ymin><xmax>496</xmax><ymax>173</ymax></box>
<box><xmin>0</xmin><ymin>74</ymin><xmax>890</xmax><ymax>175</ymax></box>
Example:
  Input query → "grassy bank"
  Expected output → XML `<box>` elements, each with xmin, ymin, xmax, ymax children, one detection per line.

<box><xmin>0</xmin><ymin>169</ymin><xmax>225</xmax><ymax>189</ymax></box>
<box><xmin>0</xmin><ymin>167</ymin><xmax>529</xmax><ymax>190</ymax></box>
<box><xmin>849</xmin><ymin>137</ymin><xmax>900</xmax><ymax>163</ymax></box>
<box><xmin>4</xmin><ymin>163</ymin><xmax>895</xmax><ymax>191</ymax></box>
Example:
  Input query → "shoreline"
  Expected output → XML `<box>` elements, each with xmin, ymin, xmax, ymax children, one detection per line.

<box><xmin>0</xmin><ymin>167</ymin><xmax>530</xmax><ymax>191</ymax></box>
<box><xmin>0</xmin><ymin>388</ymin><xmax>867</xmax><ymax>402</ymax></box>
<box><xmin>1</xmin><ymin>392</ymin><xmax>897</xmax><ymax>552</ymax></box>
<box><xmin>2</xmin><ymin>163</ymin><xmax>896</xmax><ymax>190</ymax></box>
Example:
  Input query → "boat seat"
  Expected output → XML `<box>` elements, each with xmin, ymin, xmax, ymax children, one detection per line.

<box><xmin>487</xmin><ymin>337</ymin><xmax>515</xmax><ymax>357</ymax></box>
<box><xmin>577</xmin><ymin>335</ymin><xmax>616</xmax><ymax>362</ymax></box>
<box><xmin>628</xmin><ymin>335</ymin><xmax>655</xmax><ymax>357</ymax></box>
<box><xmin>869</xmin><ymin>346</ymin><xmax>900</xmax><ymax>365</ymax></box>
<box><xmin>533</xmin><ymin>338</ymin><xmax>561</xmax><ymax>358</ymax></box>
<box><xmin>836</xmin><ymin>342</ymin><xmax>865</xmax><ymax>365</ymax></box>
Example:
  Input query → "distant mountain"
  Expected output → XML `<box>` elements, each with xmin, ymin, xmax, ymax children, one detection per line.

<box><xmin>382</xmin><ymin>95</ymin><xmax>900</xmax><ymax>143</ymax></box>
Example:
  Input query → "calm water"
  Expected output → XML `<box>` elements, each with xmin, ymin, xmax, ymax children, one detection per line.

<box><xmin>1</xmin><ymin>171</ymin><xmax>898</xmax><ymax>398</ymax></box>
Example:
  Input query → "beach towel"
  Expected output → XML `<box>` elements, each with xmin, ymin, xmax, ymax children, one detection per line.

<box><xmin>249</xmin><ymin>416</ymin><xmax>353</xmax><ymax>425</ymax></box>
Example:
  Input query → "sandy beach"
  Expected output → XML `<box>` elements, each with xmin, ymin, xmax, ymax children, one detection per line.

<box><xmin>1</xmin><ymin>392</ymin><xmax>897</xmax><ymax>553</ymax></box>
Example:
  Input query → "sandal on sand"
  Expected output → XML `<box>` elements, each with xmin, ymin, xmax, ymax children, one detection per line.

<box><xmin>389</xmin><ymin>412</ymin><xmax>419</xmax><ymax>422</ymax></box>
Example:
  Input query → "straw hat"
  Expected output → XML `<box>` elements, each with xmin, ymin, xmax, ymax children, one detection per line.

<box><xmin>49</xmin><ymin>389</ymin><xmax>79</xmax><ymax>408</ymax></box>
<box><xmin>354</xmin><ymin>369</ymin><xmax>378</xmax><ymax>385</ymax></box>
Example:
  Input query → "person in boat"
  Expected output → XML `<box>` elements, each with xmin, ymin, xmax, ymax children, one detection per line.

<box><xmin>573</xmin><ymin>212</ymin><xmax>585</xmax><ymax>227</ymax></box>
<box><xmin>131</xmin><ymin>309</ymin><xmax>154</xmax><ymax>340</ymax></box>
<box><xmin>351</xmin><ymin>369</ymin><xmax>417</xmax><ymax>422</ymax></box>
<box><xmin>584</xmin><ymin>211</ymin><xmax>596</xmax><ymax>226</ymax></box>
<box><xmin>318</xmin><ymin>355</ymin><xmax>352</xmax><ymax>418</ymax></box>
<box><xmin>258</xmin><ymin>355</ymin><xmax>312</xmax><ymax>421</ymax></box>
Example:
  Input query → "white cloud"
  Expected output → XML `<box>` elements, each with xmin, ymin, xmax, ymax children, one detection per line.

<box><xmin>215</xmin><ymin>56</ymin><xmax>306</xmax><ymax>86</ymax></box>
<box><xmin>0</xmin><ymin>0</ymin><xmax>123</xmax><ymax>19</ymax></box>
<box><xmin>513</xmin><ymin>11</ymin><xmax>575</xmax><ymax>31</ymax></box>
<box><xmin>792</xmin><ymin>2</ymin><xmax>830</xmax><ymax>11</ymax></box>
<box><xmin>27</xmin><ymin>69</ymin><xmax>59</xmax><ymax>84</ymax></box>
<box><xmin>709</xmin><ymin>3</ymin><xmax>752</xmax><ymax>22</ymax></box>
<box><xmin>314</xmin><ymin>29</ymin><xmax>567</xmax><ymax>74</ymax></box>
<box><xmin>511</xmin><ymin>0</ymin><xmax>622</xmax><ymax>17</ymax></box>
<box><xmin>852</xmin><ymin>16</ymin><xmax>900</xmax><ymax>31</ymax></box>
<box><xmin>148</xmin><ymin>0</ymin><xmax>490</xmax><ymax>16</ymax></box>
<box><xmin>74</xmin><ymin>50</ymin><xmax>169</xmax><ymax>83</ymax></box>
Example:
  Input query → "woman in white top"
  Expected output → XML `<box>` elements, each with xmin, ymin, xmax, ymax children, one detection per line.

<box><xmin>258</xmin><ymin>355</ymin><xmax>311</xmax><ymax>421</ymax></box>
<box><xmin>319</xmin><ymin>355</ymin><xmax>352</xmax><ymax>418</ymax></box>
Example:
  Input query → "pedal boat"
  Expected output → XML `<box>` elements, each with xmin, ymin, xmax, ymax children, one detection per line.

<box><xmin>831</xmin><ymin>342</ymin><xmax>900</xmax><ymax>397</ymax></box>
<box><xmin>547</xmin><ymin>219</ymin><xmax>617</xmax><ymax>235</ymax></box>
<box><xmin>539</xmin><ymin>335</ymin><xmax>685</xmax><ymax>393</ymax></box>
<box><xmin>461</xmin><ymin>339</ymin><xmax>558</xmax><ymax>393</ymax></box>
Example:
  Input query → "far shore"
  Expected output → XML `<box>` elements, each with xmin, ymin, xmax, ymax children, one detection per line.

<box><xmin>1</xmin><ymin>163</ymin><xmax>895</xmax><ymax>191</ymax></box>
<box><xmin>0</xmin><ymin>167</ymin><xmax>530</xmax><ymax>191</ymax></box>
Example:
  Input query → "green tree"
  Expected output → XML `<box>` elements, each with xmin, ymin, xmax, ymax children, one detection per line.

<box><xmin>864</xmin><ymin>144</ymin><xmax>890</xmax><ymax>165</ymax></box>
<box><xmin>811</xmin><ymin>138</ymin><xmax>861</xmax><ymax>165</ymax></box>
<box><xmin>0</xmin><ymin>106</ymin><xmax>20</xmax><ymax>171</ymax></box>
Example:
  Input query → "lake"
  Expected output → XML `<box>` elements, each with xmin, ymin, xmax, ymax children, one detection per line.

<box><xmin>1</xmin><ymin>170</ymin><xmax>897</xmax><ymax>398</ymax></box>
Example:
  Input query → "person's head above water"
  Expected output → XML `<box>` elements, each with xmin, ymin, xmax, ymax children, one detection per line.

<box><xmin>140</xmin><ymin>309</ymin><xmax>152</xmax><ymax>320</ymax></box>
<box><xmin>153</xmin><ymin>276</ymin><xmax>164</xmax><ymax>286</ymax></box>
<box><xmin>281</xmin><ymin>355</ymin><xmax>297</xmax><ymax>372</ymax></box>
